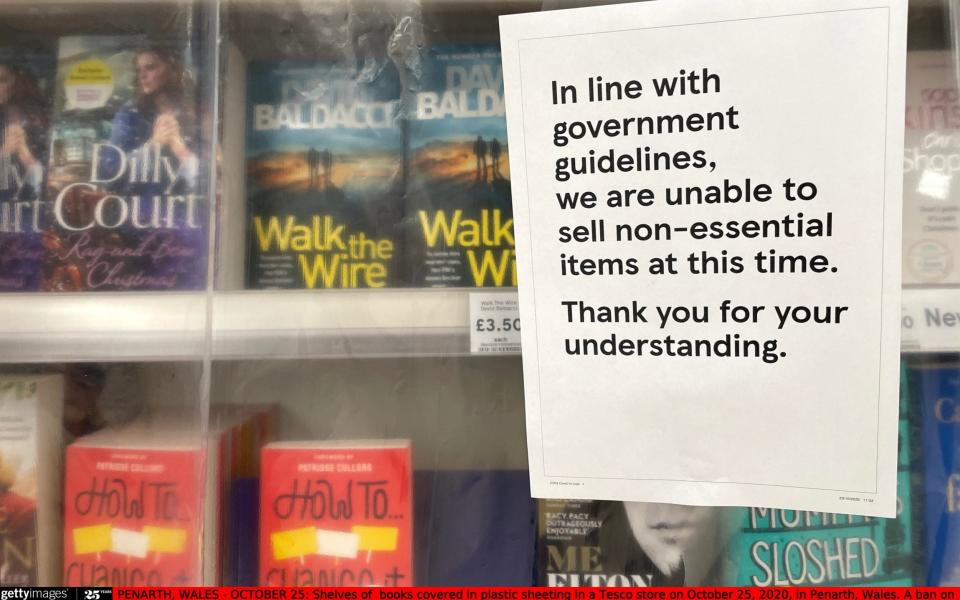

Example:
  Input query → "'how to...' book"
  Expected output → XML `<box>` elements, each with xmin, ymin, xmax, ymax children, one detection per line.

<box><xmin>45</xmin><ymin>35</ymin><xmax>208</xmax><ymax>291</ymax></box>
<box><xmin>404</xmin><ymin>45</ymin><xmax>514</xmax><ymax>288</ymax></box>
<box><xmin>260</xmin><ymin>440</ymin><xmax>412</xmax><ymax>586</ymax></box>
<box><xmin>63</xmin><ymin>407</ymin><xmax>269</xmax><ymax>586</ymax></box>
<box><xmin>245</xmin><ymin>60</ymin><xmax>404</xmax><ymax>289</ymax></box>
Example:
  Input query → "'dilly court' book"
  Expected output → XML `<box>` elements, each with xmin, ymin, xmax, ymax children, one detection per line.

<box><xmin>0</xmin><ymin>375</ymin><xmax>64</xmax><ymax>586</ymax></box>
<box><xmin>405</xmin><ymin>45</ymin><xmax>514</xmax><ymax>288</ymax></box>
<box><xmin>245</xmin><ymin>61</ymin><xmax>404</xmax><ymax>289</ymax></box>
<box><xmin>260</xmin><ymin>440</ymin><xmax>412</xmax><ymax>586</ymax></box>
<box><xmin>0</xmin><ymin>42</ymin><xmax>54</xmax><ymax>291</ymax></box>
<box><xmin>45</xmin><ymin>36</ymin><xmax>207</xmax><ymax>291</ymax></box>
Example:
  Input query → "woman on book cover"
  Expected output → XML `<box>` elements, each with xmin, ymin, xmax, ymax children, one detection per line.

<box><xmin>0</xmin><ymin>60</ymin><xmax>47</xmax><ymax>200</ymax></box>
<box><xmin>104</xmin><ymin>45</ymin><xmax>199</xmax><ymax>194</ymax></box>
<box><xmin>595</xmin><ymin>502</ymin><xmax>725</xmax><ymax>585</ymax></box>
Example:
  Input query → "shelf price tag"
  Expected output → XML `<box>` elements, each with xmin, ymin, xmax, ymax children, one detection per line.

<box><xmin>469</xmin><ymin>292</ymin><xmax>521</xmax><ymax>354</ymax></box>
<box><xmin>901</xmin><ymin>288</ymin><xmax>960</xmax><ymax>353</ymax></box>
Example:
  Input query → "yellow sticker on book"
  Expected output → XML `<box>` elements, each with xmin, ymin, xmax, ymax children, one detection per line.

<box><xmin>271</xmin><ymin>526</ymin><xmax>318</xmax><ymax>560</ymax></box>
<box><xmin>351</xmin><ymin>525</ymin><xmax>398</xmax><ymax>552</ymax></box>
<box><xmin>73</xmin><ymin>524</ymin><xmax>112</xmax><ymax>554</ymax></box>
<box><xmin>144</xmin><ymin>526</ymin><xmax>187</xmax><ymax>554</ymax></box>
<box><xmin>64</xmin><ymin>59</ymin><xmax>114</xmax><ymax>110</ymax></box>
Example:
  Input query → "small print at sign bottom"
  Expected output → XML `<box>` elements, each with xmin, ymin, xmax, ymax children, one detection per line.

<box><xmin>470</xmin><ymin>292</ymin><xmax>522</xmax><ymax>354</ymax></box>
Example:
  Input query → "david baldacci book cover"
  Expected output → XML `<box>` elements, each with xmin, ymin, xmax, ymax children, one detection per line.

<box><xmin>245</xmin><ymin>60</ymin><xmax>404</xmax><ymax>289</ymax></box>
<box><xmin>404</xmin><ymin>45</ymin><xmax>514</xmax><ymax>288</ymax></box>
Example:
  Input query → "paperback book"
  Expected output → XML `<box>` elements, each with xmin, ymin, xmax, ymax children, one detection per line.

<box><xmin>0</xmin><ymin>375</ymin><xmax>63</xmax><ymax>586</ymax></box>
<box><xmin>536</xmin><ymin>499</ymin><xmax>726</xmax><ymax>586</ymax></box>
<box><xmin>911</xmin><ymin>362</ymin><xmax>960</xmax><ymax>585</ymax></box>
<box><xmin>903</xmin><ymin>50</ymin><xmax>960</xmax><ymax>285</ymax></box>
<box><xmin>63</xmin><ymin>407</ymin><xmax>269</xmax><ymax>586</ymax></box>
<box><xmin>260</xmin><ymin>440</ymin><xmax>412</xmax><ymax>586</ymax></box>
<box><xmin>245</xmin><ymin>60</ymin><xmax>404</xmax><ymax>289</ymax></box>
<box><xmin>45</xmin><ymin>35</ymin><xmax>207</xmax><ymax>291</ymax></box>
<box><xmin>726</xmin><ymin>367</ymin><xmax>916</xmax><ymax>585</ymax></box>
<box><xmin>405</xmin><ymin>45</ymin><xmax>514</xmax><ymax>288</ymax></box>
<box><xmin>0</xmin><ymin>43</ymin><xmax>54</xmax><ymax>291</ymax></box>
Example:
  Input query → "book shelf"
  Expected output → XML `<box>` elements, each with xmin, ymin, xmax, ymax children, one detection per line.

<box><xmin>0</xmin><ymin>0</ymin><xmax>957</xmax><ymax>589</ymax></box>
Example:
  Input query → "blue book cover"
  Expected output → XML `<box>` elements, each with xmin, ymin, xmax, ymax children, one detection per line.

<box><xmin>912</xmin><ymin>362</ymin><xmax>960</xmax><ymax>585</ymax></box>
<box><xmin>0</xmin><ymin>41</ymin><xmax>54</xmax><ymax>291</ymax></box>
<box><xmin>413</xmin><ymin>470</ymin><xmax>535</xmax><ymax>585</ymax></box>
<box><xmin>405</xmin><ymin>45</ymin><xmax>514</xmax><ymax>288</ymax></box>
<box><xmin>245</xmin><ymin>60</ymin><xmax>403</xmax><ymax>289</ymax></box>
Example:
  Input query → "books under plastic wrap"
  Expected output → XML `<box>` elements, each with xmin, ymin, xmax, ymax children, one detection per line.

<box><xmin>912</xmin><ymin>362</ymin><xmax>960</xmax><ymax>585</ymax></box>
<box><xmin>903</xmin><ymin>50</ymin><xmax>960</xmax><ymax>285</ymax></box>
<box><xmin>536</xmin><ymin>499</ymin><xmax>726</xmax><ymax>586</ymax></box>
<box><xmin>259</xmin><ymin>440</ymin><xmax>412</xmax><ymax>586</ymax></box>
<box><xmin>726</xmin><ymin>372</ymin><xmax>917</xmax><ymax>585</ymax></box>
<box><xmin>0</xmin><ymin>375</ymin><xmax>64</xmax><ymax>586</ymax></box>
<box><xmin>245</xmin><ymin>61</ymin><xmax>404</xmax><ymax>289</ymax></box>
<box><xmin>45</xmin><ymin>35</ymin><xmax>207</xmax><ymax>291</ymax></box>
<box><xmin>405</xmin><ymin>45</ymin><xmax>514</xmax><ymax>288</ymax></box>
<box><xmin>0</xmin><ymin>43</ymin><xmax>54</xmax><ymax>291</ymax></box>
<box><xmin>62</xmin><ymin>407</ymin><xmax>269</xmax><ymax>586</ymax></box>
<box><xmin>413</xmin><ymin>470</ymin><xmax>535</xmax><ymax>585</ymax></box>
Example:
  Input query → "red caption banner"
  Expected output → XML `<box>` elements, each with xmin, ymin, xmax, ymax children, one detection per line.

<box><xmin>113</xmin><ymin>588</ymin><xmax>960</xmax><ymax>600</ymax></box>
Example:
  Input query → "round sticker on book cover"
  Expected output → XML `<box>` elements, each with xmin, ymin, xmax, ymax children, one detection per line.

<box><xmin>907</xmin><ymin>239</ymin><xmax>953</xmax><ymax>283</ymax></box>
<box><xmin>64</xmin><ymin>59</ymin><xmax>114</xmax><ymax>110</ymax></box>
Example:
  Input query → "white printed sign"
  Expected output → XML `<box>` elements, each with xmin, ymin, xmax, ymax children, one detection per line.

<box><xmin>500</xmin><ymin>0</ymin><xmax>906</xmax><ymax>516</ymax></box>
<box><xmin>470</xmin><ymin>292</ymin><xmax>522</xmax><ymax>354</ymax></box>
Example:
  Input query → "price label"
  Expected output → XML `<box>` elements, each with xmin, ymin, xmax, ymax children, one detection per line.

<box><xmin>901</xmin><ymin>287</ymin><xmax>960</xmax><ymax>352</ymax></box>
<box><xmin>469</xmin><ymin>292</ymin><xmax>522</xmax><ymax>354</ymax></box>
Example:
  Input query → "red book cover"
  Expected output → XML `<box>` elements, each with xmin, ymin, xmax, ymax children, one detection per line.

<box><xmin>259</xmin><ymin>441</ymin><xmax>412</xmax><ymax>587</ymax></box>
<box><xmin>63</xmin><ymin>444</ymin><xmax>202</xmax><ymax>586</ymax></box>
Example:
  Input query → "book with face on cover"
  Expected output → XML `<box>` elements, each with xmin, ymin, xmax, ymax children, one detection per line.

<box><xmin>245</xmin><ymin>60</ymin><xmax>404</xmax><ymax>289</ymax></box>
<box><xmin>0</xmin><ymin>375</ymin><xmax>64</xmax><ymax>586</ymax></box>
<box><xmin>0</xmin><ymin>42</ymin><xmax>54</xmax><ymax>292</ymax></box>
<box><xmin>45</xmin><ymin>35</ymin><xmax>208</xmax><ymax>291</ymax></box>
<box><xmin>404</xmin><ymin>45</ymin><xmax>514</xmax><ymax>288</ymax></box>
<box><xmin>259</xmin><ymin>440</ymin><xmax>412</xmax><ymax>586</ymax></box>
<box><xmin>536</xmin><ymin>499</ymin><xmax>727</xmax><ymax>587</ymax></box>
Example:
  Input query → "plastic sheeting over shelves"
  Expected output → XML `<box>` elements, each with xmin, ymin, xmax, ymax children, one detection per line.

<box><xmin>0</xmin><ymin>289</ymin><xmax>523</xmax><ymax>362</ymax></box>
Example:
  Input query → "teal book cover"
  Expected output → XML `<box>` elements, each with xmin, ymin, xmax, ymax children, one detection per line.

<box><xmin>726</xmin><ymin>366</ymin><xmax>915</xmax><ymax>585</ymax></box>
